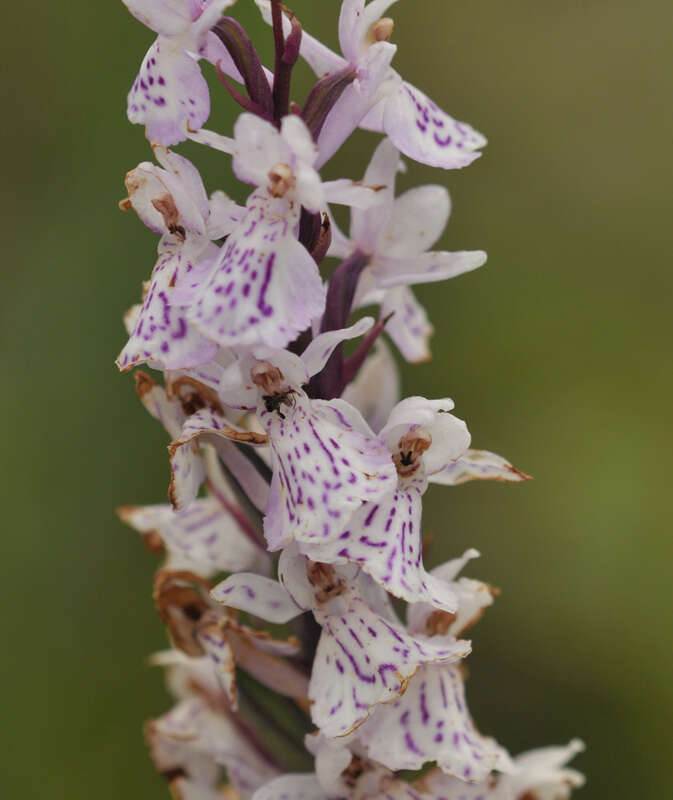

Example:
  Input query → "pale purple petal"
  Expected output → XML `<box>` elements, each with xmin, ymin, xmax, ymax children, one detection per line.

<box><xmin>188</xmin><ymin>193</ymin><xmax>326</xmax><ymax>349</ymax></box>
<box><xmin>211</xmin><ymin>573</ymin><xmax>304</xmax><ymax>624</ymax></box>
<box><xmin>380</xmin><ymin>81</ymin><xmax>486</xmax><ymax>170</ymax></box>
<box><xmin>117</xmin><ymin>244</ymin><xmax>219</xmax><ymax>372</ymax></box>
<box><xmin>309</xmin><ymin>592</ymin><xmax>470</xmax><ymax>737</ymax></box>
<box><xmin>128</xmin><ymin>39</ymin><xmax>210</xmax><ymax>146</ymax></box>
<box><xmin>301</xmin><ymin>481</ymin><xmax>458</xmax><ymax>612</ymax></box>
<box><xmin>258</xmin><ymin>393</ymin><xmax>396</xmax><ymax>551</ymax></box>
<box><xmin>358</xmin><ymin>663</ymin><xmax>510</xmax><ymax>779</ymax></box>
<box><xmin>316</xmin><ymin>42</ymin><xmax>397</xmax><ymax>167</ymax></box>
<box><xmin>379</xmin><ymin>285</ymin><xmax>433</xmax><ymax>362</ymax></box>
<box><xmin>338</xmin><ymin>0</ymin><xmax>367</xmax><ymax>64</ymax></box>
<box><xmin>118</xmin><ymin>498</ymin><xmax>269</xmax><ymax>577</ymax></box>
<box><xmin>301</xmin><ymin>317</ymin><xmax>374</xmax><ymax>378</ymax></box>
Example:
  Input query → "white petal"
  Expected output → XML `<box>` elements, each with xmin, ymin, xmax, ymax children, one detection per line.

<box><xmin>128</xmin><ymin>39</ymin><xmax>210</xmax><ymax>146</ymax></box>
<box><xmin>206</xmin><ymin>190</ymin><xmax>245</xmax><ymax>239</ymax></box>
<box><xmin>188</xmin><ymin>194</ymin><xmax>326</xmax><ymax>349</ymax></box>
<box><xmin>380</xmin><ymin>185</ymin><xmax>450</xmax><ymax>257</ymax></box>
<box><xmin>301</xmin><ymin>317</ymin><xmax>375</xmax><ymax>378</ymax></box>
<box><xmin>153</xmin><ymin>144</ymin><xmax>209</xmax><ymax>221</ymax></box>
<box><xmin>309</xmin><ymin>591</ymin><xmax>470</xmax><ymax>737</ymax></box>
<box><xmin>301</xmin><ymin>482</ymin><xmax>458</xmax><ymax>611</ymax></box>
<box><xmin>375</xmin><ymin>251</ymin><xmax>487</xmax><ymax>290</ymax></box>
<box><xmin>211</xmin><ymin>573</ymin><xmax>304</xmax><ymax>624</ymax></box>
<box><xmin>359</xmin><ymin>663</ymin><xmax>510</xmax><ymax>780</ymax></box>
<box><xmin>316</xmin><ymin>42</ymin><xmax>397</xmax><ymax>168</ymax></box>
<box><xmin>233</xmin><ymin>114</ymin><xmax>291</xmax><ymax>188</ymax></box>
<box><xmin>382</xmin><ymin>81</ymin><xmax>486</xmax><ymax>170</ymax></box>
<box><xmin>118</xmin><ymin>498</ymin><xmax>268</xmax><ymax>577</ymax></box>
<box><xmin>117</xmin><ymin>244</ymin><xmax>219</xmax><ymax>372</ymax></box>
<box><xmin>361</xmin><ymin>0</ymin><xmax>400</xmax><ymax>33</ymax></box>
<box><xmin>498</xmin><ymin>740</ymin><xmax>586</xmax><ymax>799</ymax></box>
<box><xmin>379</xmin><ymin>286</ymin><xmax>433</xmax><ymax>362</ymax></box>
<box><xmin>350</xmin><ymin>137</ymin><xmax>400</xmax><ymax>249</ymax></box>
<box><xmin>338</xmin><ymin>0</ymin><xmax>367</xmax><ymax>64</ymax></box>
<box><xmin>259</xmin><ymin>393</ymin><xmax>396</xmax><ymax>551</ymax></box>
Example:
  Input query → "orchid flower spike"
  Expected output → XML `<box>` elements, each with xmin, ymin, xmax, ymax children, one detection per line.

<box><xmin>116</xmin><ymin>2</ymin><xmax>583</xmax><ymax>797</ymax></box>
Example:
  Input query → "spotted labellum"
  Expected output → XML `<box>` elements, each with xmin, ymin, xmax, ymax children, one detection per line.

<box><xmin>115</xmin><ymin>2</ymin><xmax>584</xmax><ymax>799</ymax></box>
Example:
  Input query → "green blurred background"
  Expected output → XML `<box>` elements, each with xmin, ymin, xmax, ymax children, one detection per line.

<box><xmin>2</xmin><ymin>0</ymin><xmax>671</xmax><ymax>796</ymax></box>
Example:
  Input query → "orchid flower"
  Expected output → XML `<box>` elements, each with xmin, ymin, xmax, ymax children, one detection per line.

<box><xmin>329</xmin><ymin>138</ymin><xmax>486</xmax><ymax>361</ymax></box>
<box><xmin>124</xmin><ymin>0</ymin><xmax>240</xmax><ymax>145</ymax></box>
<box><xmin>256</xmin><ymin>0</ymin><xmax>486</xmax><ymax>169</ymax></box>
<box><xmin>117</xmin><ymin>145</ymin><xmax>243</xmax><ymax>371</ymax></box>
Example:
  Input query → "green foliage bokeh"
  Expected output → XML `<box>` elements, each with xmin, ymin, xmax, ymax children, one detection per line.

<box><xmin>1</xmin><ymin>1</ymin><xmax>671</xmax><ymax>797</ymax></box>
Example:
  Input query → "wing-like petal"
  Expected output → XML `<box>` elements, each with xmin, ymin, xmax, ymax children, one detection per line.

<box><xmin>259</xmin><ymin>393</ymin><xmax>396</xmax><ymax>551</ymax></box>
<box><xmin>381</xmin><ymin>82</ymin><xmax>486</xmax><ymax>170</ymax></box>
<box><xmin>301</xmin><ymin>481</ymin><xmax>458</xmax><ymax>612</ymax></box>
<box><xmin>358</xmin><ymin>663</ymin><xmax>510</xmax><ymax>780</ymax></box>
<box><xmin>211</xmin><ymin>573</ymin><xmax>305</xmax><ymax>624</ymax></box>
<box><xmin>309</xmin><ymin>592</ymin><xmax>470</xmax><ymax>737</ymax></box>
<box><xmin>128</xmin><ymin>39</ymin><xmax>211</xmax><ymax>146</ymax></box>
<box><xmin>429</xmin><ymin>449</ymin><xmax>532</xmax><ymax>486</ymax></box>
<box><xmin>118</xmin><ymin>498</ymin><xmax>268</xmax><ymax>577</ymax></box>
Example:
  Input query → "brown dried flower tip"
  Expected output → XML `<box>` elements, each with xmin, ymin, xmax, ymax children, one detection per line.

<box><xmin>167</xmin><ymin>375</ymin><xmax>224</xmax><ymax>416</ymax></box>
<box><xmin>154</xmin><ymin>571</ymin><xmax>213</xmax><ymax>657</ymax></box>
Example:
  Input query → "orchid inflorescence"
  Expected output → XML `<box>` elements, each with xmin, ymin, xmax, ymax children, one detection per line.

<box><xmin>115</xmin><ymin>2</ymin><xmax>585</xmax><ymax>799</ymax></box>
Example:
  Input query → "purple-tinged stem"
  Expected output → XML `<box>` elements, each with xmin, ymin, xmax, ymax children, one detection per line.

<box><xmin>308</xmin><ymin>250</ymin><xmax>370</xmax><ymax>399</ymax></box>
<box><xmin>271</xmin><ymin>1</ymin><xmax>302</xmax><ymax>124</ymax></box>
